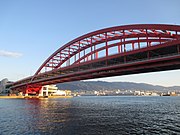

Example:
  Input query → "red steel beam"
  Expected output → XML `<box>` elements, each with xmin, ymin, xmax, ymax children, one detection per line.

<box><xmin>11</xmin><ymin>24</ymin><xmax>180</xmax><ymax>91</ymax></box>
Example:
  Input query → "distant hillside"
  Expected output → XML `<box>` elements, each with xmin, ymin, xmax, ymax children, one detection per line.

<box><xmin>56</xmin><ymin>81</ymin><xmax>180</xmax><ymax>92</ymax></box>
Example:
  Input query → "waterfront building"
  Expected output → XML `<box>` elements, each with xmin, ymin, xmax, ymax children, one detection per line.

<box><xmin>0</xmin><ymin>79</ymin><xmax>13</xmax><ymax>94</ymax></box>
<box><xmin>150</xmin><ymin>92</ymin><xmax>159</xmax><ymax>96</ymax></box>
<box><xmin>134</xmin><ymin>91</ymin><xmax>141</xmax><ymax>96</ymax></box>
<box><xmin>170</xmin><ymin>91</ymin><xmax>177</xmax><ymax>96</ymax></box>
<box><xmin>134</xmin><ymin>90</ymin><xmax>159</xmax><ymax>96</ymax></box>
<box><xmin>39</xmin><ymin>85</ymin><xmax>71</xmax><ymax>96</ymax></box>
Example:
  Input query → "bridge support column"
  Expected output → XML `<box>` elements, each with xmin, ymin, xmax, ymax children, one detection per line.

<box><xmin>45</xmin><ymin>89</ymin><xmax>48</xmax><ymax>96</ymax></box>
<box><xmin>38</xmin><ymin>88</ymin><xmax>43</xmax><ymax>97</ymax></box>
<box><xmin>24</xmin><ymin>90</ymin><xmax>28</xmax><ymax>96</ymax></box>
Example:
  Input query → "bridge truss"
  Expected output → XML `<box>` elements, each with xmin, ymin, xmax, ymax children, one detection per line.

<box><xmin>11</xmin><ymin>24</ymin><xmax>180</xmax><ymax>94</ymax></box>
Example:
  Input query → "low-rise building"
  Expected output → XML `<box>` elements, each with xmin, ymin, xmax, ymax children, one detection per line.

<box><xmin>39</xmin><ymin>85</ymin><xmax>71</xmax><ymax>96</ymax></box>
<box><xmin>134</xmin><ymin>90</ymin><xmax>159</xmax><ymax>96</ymax></box>
<box><xmin>0</xmin><ymin>78</ymin><xmax>13</xmax><ymax>94</ymax></box>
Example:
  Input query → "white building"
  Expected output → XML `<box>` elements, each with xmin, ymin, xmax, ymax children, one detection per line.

<box><xmin>51</xmin><ymin>90</ymin><xmax>67</xmax><ymax>96</ymax></box>
<box><xmin>39</xmin><ymin>85</ymin><xmax>58</xmax><ymax>96</ymax></box>
<box><xmin>39</xmin><ymin>85</ymin><xmax>71</xmax><ymax>96</ymax></box>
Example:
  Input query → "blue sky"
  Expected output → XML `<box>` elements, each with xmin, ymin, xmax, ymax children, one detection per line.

<box><xmin>0</xmin><ymin>0</ymin><xmax>180</xmax><ymax>86</ymax></box>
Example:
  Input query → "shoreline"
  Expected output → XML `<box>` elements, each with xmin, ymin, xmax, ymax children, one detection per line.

<box><xmin>0</xmin><ymin>95</ymin><xmax>73</xmax><ymax>99</ymax></box>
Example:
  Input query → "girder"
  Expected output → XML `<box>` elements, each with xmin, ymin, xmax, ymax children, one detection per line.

<box><xmin>34</xmin><ymin>24</ymin><xmax>180</xmax><ymax>76</ymax></box>
<box><xmin>11</xmin><ymin>24</ymin><xmax>180</xmax><ymax>92</ymax></box>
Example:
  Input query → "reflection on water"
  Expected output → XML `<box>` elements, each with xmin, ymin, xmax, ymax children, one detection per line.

<box><xmin>0</xmin><ymin>96</ymin><xmax>180</xmax><ymax>135</ymax></box>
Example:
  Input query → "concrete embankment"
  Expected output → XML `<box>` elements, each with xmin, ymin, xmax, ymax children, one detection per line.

<box><xmin>0</xmin><ymin>96</ymin><xmax>24</xmax><ymax>99</ymax></box>
<box><xmin>0</xmin><ymin>96</ymin><xmax>73</xmax><ymax>99</ymax></box>
<box><xmin>48</xmin><ymin>96</ymin><xmax>73</xmax><ymax>98</ymax></box>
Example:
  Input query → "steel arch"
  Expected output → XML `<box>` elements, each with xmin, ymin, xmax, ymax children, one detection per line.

<box><xmin>11</xmin><ymin>24</ymin><xmax>180</xmax><ymax>93</ymax></box>
<box><xmin>35</xmin><ymin>24</ymin><xmax>180</xmax><ymax>79</ymax></box>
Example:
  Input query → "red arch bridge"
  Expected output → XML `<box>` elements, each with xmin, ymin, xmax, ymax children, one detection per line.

<box><xmin>11</xmin><ymin>24</ymin><xmax>180</xmax><ymax>95</ymax></box>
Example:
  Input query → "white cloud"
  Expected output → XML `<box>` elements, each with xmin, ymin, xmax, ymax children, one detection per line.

<box><xmin>0</xmin><ymin>50</ymin><xmax>23</xmax><ymax>58</ymax></box>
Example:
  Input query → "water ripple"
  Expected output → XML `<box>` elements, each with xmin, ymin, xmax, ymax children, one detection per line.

<box><xmin>0</xmin><ymin>97</ymin><xmax>180</xmax><ymax>135</ymax></box>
